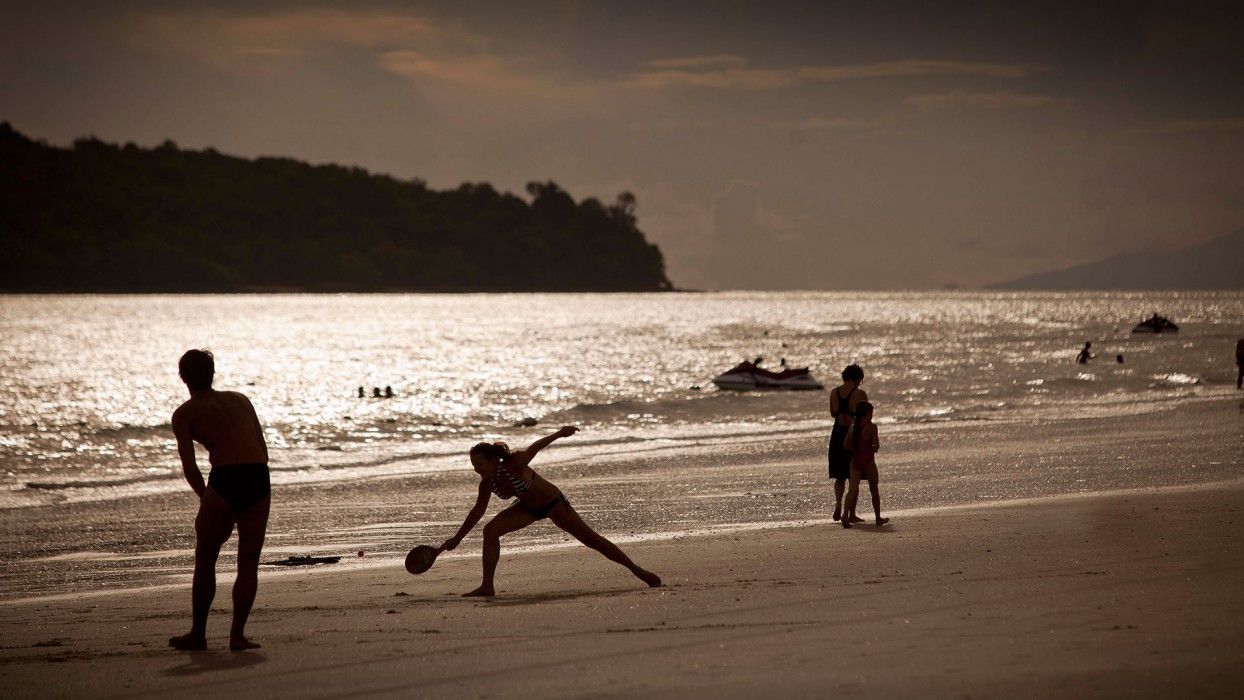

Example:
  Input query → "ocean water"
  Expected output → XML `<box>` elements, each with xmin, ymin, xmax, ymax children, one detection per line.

<box><xmin>1</xmin><ymin>291</ymin><xmax>1241</xmax><ymax>510</ymax></box>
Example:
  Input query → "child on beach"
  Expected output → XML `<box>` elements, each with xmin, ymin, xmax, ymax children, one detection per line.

<box><xmin>841</xmin><ymin>401</ymin><xmax>889</xmax><ymax>529</ymax></box>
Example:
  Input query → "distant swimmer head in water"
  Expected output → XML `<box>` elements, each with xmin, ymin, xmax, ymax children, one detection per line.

<box><xmin>469</xmin><ymin>441</ymin><xmax>511</xmax><ymax>472</ymax></box>
<box><xmin>842</xmin><ymin>363</ymin><xmax>864</xmax><ymax>384</ymax></box>
<box><xmin>178</xmin><ymin>349</ymin><xmax>214</xmax><ymax>391</ymax></box>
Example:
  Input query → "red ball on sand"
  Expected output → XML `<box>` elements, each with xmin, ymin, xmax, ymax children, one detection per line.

<box><xmin>357</xmin><ymin>550</ymin><xmax>364</xmax><ymax>557</ymax></box>
<box><xmin>405</xmin><ymin>545</ymin><xmax>439</xmax><ymax>575</ymax></box>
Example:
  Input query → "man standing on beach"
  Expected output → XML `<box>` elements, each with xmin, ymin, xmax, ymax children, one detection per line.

<box><xmin>168</xmin><ymin>349</ymin><xmax>271</xmax><ymax>652</ymax></box>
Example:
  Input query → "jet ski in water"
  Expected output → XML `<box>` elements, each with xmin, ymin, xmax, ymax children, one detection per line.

<box><xmin>712</xmin><ymin>360</ymin><xmax>824</xmax><ymax>391</ymax></box>
<box><xmin>1132</xmin><ymin>314</ymin><xmax>1179</xmax><ymax>334</ymax></box>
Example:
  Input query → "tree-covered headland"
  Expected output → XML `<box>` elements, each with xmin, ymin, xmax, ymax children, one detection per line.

<box><xmin>0</xmin><ymin>123</ymin><xmax>671</xmax><ymax>292</ymax></box>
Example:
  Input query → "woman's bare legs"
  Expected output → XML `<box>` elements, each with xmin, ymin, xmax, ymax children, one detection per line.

<box><xmin>463</xmin><ymin>504</ymin><xmax>538</xmax><ymax>597</ymax></box>
<box><xmin>548</xmin><ymin>502</ymin><xmax>660</xmax><ymax>587</ymax></box>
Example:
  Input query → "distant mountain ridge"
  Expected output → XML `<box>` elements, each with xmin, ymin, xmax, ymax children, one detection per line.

<box><xmin>991</xmin><ymin>229</ymin><xmax>1243</xmax><ymax>290</ymax></box>
<box><xmin>0</xmin><ymin>123</ymin><xmax>671</xmax><ymax>293</ymax></box>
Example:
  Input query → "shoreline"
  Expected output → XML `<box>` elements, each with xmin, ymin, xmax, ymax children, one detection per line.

<box><xmin>6</xmin><ymin>387</ymin><xmax>1238</xmax><ymax>510</ymax></box>
<box><xmin>2</xmin><ymin>395</ymin><xmax>1241</xmax><ymax>602</ymax></box>
<box><xmin>3</xmin><ymin>480</ymin><xmax>1242</xmax><ymax>697</ymax></box>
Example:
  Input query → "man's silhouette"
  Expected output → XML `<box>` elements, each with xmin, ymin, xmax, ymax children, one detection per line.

<box><xmin>168</xmin><ymin>349</ymin><xmax>270</xmax><ymax>652</ymax></box>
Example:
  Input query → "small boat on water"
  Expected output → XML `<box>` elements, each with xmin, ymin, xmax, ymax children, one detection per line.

<box><xmin>712</xmin><ymin>360</ymin><xmax>824</xmax><ymax>391</ymax></box>
<box><xmin>1132</xmin><ymin>314</ymin><xmax>1179</xmax><ymax>334</ymax></box>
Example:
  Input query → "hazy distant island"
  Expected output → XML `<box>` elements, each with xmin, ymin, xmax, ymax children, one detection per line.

<box><xmin>0</xmin><ymin>123</ymin><xmax>671</xmax><ymax>293</ymax></box>
<box><xmin>991</xmin><ymin>228</ymin><xmax>1243</xmax><ymax>290</ymax></box>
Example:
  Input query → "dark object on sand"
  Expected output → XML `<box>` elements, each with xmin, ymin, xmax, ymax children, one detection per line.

<box><xmin>405</xmin><ymin>545</ymin><xmax>440</xmax><ymax>575</ymax></box>
<box><xmin>1132</xmin><ymin>314</ymin><xmax>1179</xmax><ymax>334</ymax></box>
<box><xmin>263</xmin><ymin>555</ymin><xmax>342</xmax><ymax>567</ymax></box>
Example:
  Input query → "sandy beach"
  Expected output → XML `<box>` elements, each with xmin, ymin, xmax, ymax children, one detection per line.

<box><xmin>3</xmin><ymin>481</ymin><xmax>1243</xmax><ymax>698</ymax></box>
<box><xmin>3</xmin><ymin>396</ymin><xmax>1243</xmax><ymax>698</ymax></box>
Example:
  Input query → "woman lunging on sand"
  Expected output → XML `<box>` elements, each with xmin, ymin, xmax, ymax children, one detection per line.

<box><xmin>440</xmin><ymin>425</ymin><xmax>661</xmax><ymax>596</ymax></box>
<box><xmin>841</xmin><ymin>401</ymin><xmax>889</xmax><ymax>529</ymax></box>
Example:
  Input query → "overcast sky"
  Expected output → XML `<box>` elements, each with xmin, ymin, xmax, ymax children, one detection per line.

<box><xmin>3</xmin><ymin>1</ymin><xmax>1242</xmax><ymax>289</ymax></box>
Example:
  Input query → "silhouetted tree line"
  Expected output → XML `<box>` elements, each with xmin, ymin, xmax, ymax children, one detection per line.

<box><xmin>0</xmin><ymin>123</ymin><xmax>671</xmax><ymax>292</ymax></box>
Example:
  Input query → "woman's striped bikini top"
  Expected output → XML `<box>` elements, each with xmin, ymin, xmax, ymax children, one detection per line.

<box><xmin>491</xmin><ymin>461</ymin><xmax>531</xmax><ymax>499</ymax></box>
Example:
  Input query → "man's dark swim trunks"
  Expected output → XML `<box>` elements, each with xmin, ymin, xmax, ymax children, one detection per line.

<box><xmin>207</xmin><ymin>463</ymin><xmax>271</xmax><ymax>511</ymax></box>
<box><xmin>828</xmin><ymin>424</ymin><xmax>852</xmax><ymax>481</ymax></box>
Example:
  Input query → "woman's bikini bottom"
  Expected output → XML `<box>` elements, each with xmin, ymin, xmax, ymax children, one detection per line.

<box><xmin>520</xmin><ymin>493</ymin><xmax>567</xmax><ymax>520</ymax></box>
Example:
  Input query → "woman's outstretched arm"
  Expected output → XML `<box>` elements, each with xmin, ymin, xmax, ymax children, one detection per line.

<box><xmin>440</xmin><ymin>482</ymin><xmax>491</xmax><ymax>551</ymax></box>
<box><xmin>511</xmin><ymin>425</ymin><xmax>578</xmax><ymax>466</ymax></box>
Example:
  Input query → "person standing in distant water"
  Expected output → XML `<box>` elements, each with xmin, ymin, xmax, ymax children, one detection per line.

<box><xmin>827</xmin><ymin>364</ymin><xmax>867</xmax><ymax>522</ymax></box>
<box><xmin>841</xmin><ymin>401</ymin><xmax>889</xmax><ymax>528</ymax></box>
<box><xmin>358</xmin><ymin>386</ymin><xmax>365</xmax><ymax>398</ymax></box>
<box><xmin>168</xmin><ymin>349</ymin><xmax>270</xmax><ymax>652</ymax></box>
<box><xmin>1236</xmin><ymin>338</ymin><xmax>1244</xmax><ymax>389</ymax></box>
<box><xmin>384</xmin><ymin>385</ymin><xmax>394</xmax><ymax>398</ymax></box>
<box><xmin>1077</xmin><ymin>341</ymin><xmax>1093</xmax><ymax>364</ymax></box>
